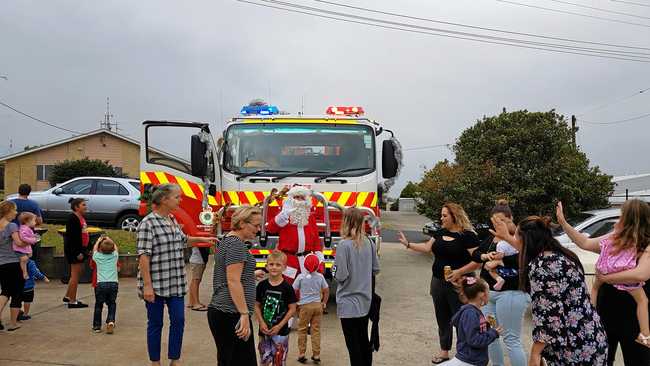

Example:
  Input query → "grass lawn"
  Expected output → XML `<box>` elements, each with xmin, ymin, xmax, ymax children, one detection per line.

<box><xmin>40</xmin><ymin>224</ymin><xmax>138</xmax><ymax>255</ymax></box>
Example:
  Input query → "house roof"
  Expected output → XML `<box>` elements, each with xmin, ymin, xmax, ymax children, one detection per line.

<box><xmin>0</xmin><ymin>129</ymin><xmax>140</xmax><ymax>162</ymax></box>
<box><xmin>612</xmin><ymin>173</ymin><xmax>650</xmax><ymax>182</ymax></box>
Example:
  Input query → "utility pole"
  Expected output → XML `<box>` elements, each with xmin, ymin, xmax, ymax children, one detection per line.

<box><xmin>571</xmin><ymin>115</ymin><xmax>577</xmax><ymax>147</ymax></box>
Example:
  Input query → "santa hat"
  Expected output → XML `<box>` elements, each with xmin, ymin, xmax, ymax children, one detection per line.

<box><xmin>287</xmin><ymin>185</ymin><xmax>311</xmax><ymax>198</ymax></box>
<box><xmin>303</xmin><ymin>254</ymin><xmax>320</xmax><ymax>275</ymax></box>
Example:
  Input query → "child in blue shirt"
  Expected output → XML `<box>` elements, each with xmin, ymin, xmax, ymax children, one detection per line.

<box><xmin>19</xmin><ymin>259</ymin><xmax>49</xmax><ymax>321</ymax></box>
<box><xmin>441</xmin><ymin>277</ymin><xmax>502</xmax><ymax>366</ymax></box>
<box><xmin>92</xmin><ymin>236</ymin><xmax>119</xmax><ymax>334</ymax></box>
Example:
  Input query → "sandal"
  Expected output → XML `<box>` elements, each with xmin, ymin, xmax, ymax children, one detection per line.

<box><xmin>7</xmin><ymin>325</ymin><xmax>21</xmax><ymax>331</ymax></box>
<box><xmin>297</xmin><ymin>356</ymin><xmax>308</xmax><ymax>364</ymax></box>
<box><xmin>431</xmin><ymin>355</ymin><xmax>450</xmax><ymax>364</ymax></box>
<box><xmin>636</xmin><ymin>333</ymin><xmax>650</xmax><ymax>348</ymax></box>
<box><xmin>191</xmin><ymin>305</ymin><xmax>208</xmax><ymax>312</ymax></box>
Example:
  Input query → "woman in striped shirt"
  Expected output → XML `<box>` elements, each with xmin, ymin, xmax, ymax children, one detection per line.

<box><xmin>208</xmin><ymin>205</ymin><xmax>261</xmax><ymax>366</ymax></box>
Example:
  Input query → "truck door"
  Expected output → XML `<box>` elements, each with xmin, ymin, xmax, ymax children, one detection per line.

<box><xmin>142</xmin><ymin>121</ymin><xmax>221</xmax><ymax>238</ymax></box>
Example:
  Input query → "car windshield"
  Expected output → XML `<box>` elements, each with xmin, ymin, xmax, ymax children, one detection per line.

<box><xmin>223</xmin><ymin>123</ymin><xmax>375</xmax><ymax>176</ymax></box>
<box><xmin>552</xmin><ymin>212</ymin><xmax>595</xmax><ymax>235</ymax></box>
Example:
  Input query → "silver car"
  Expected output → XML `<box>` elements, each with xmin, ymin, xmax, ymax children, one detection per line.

<box><xmin>554</xmin><ymin>208</ymin><xmax>620</xmax><ymax>248</ymax></box>
<box><xmin>7</xmin><ymin>177</ymin><xmax>142</xmax><ymax>231</ymax></box>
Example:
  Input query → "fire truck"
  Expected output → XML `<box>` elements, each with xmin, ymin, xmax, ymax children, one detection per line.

<box><xmin>139</xmin><ymin>104</ymin><xmax>401</xmax><ymax>275</ymax></box>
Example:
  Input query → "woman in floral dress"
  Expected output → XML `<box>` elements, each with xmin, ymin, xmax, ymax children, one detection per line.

<box><xmin>494</xmin><ymin>216</ymin><xmax>608</xmax><ymax>366</ymax></box>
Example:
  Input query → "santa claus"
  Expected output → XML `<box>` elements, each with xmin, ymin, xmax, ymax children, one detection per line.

<box><xmin>266</xmin><ymin>185</ymin><xmax>324</xmax><ymax>284</ymax></box>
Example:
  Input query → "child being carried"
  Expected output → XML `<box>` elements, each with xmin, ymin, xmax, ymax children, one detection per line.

<box><xmin>13</xmin><ymin>212</ymin><xmax>39</xmax><ymax>280</ymax></box>
<box><xmin>484</xmin><ymin>240</ymin><xmax>518</xmax><ymax>291</ymax></box>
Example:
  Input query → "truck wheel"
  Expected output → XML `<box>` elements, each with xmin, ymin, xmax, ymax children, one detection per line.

<box><xmin>118</xmin><ymin>214</ymin><xmax>141</xmax><ymax>232</ymax></box>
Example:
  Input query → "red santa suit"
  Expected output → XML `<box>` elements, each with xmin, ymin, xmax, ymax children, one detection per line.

<box><xmin>266</xmin><ymin>189</ymin><xmax>324</xmax><ymax>284</ymax></box>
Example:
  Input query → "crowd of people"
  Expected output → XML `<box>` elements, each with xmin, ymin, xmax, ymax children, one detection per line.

<box><xmin>1</xmin><ymin>181</ymin><xmax>649</xmax><ymax>366</ymax></box>
<box><xmin>399</xmin><ymin>199</ymin><xmax>650</xmax><ymax>366</ymax></box>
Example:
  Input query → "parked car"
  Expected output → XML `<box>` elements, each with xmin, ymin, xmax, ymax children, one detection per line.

<box><xmin>423</xmin><ymin>221</ymin><xmax>491</xmax><ymax>241</ymax></box>
<box><xmin>554</xmin><ymin>208</ymin><xmax>620</xmax><ymax>248</ymax></box>
<box><xmin>6</xmin><ymin>177</ymin><xmax>142</xmax><ymax>231</ymax></box>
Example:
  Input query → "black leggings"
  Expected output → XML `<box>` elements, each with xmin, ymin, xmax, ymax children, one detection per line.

<box><xmin>340</xmin><ymin>315</ymin><xmax>372</xmax><ymax>366</ymax></box>
<box><xmin>207</xmin><ymin>308</ymin><xmax>257</xmax><ymax>366</ymax></box>
<box><xmin>430</xmin><ymin>275</ymin><xmax>462</xmax><ymax>351</ymax></box>
<box><xmin>597</xmin><ymin>283</ymin><xmax>650</xmax><ymax>365</ymax></box>
<box><xmin>0</xmin><ymin>262</ymin><xmax>25</xmax><ymax>308</ymax></box>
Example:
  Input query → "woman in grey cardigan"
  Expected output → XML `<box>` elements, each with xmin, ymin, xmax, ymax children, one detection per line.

<box><xmin>335</xmin><ymin>207</ymin><xmax>380</xmax><ymax>366</ymax></box>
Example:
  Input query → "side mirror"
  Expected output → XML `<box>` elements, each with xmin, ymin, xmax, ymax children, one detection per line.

<box><xmin>382</xmin><ymin>140</ymin><xmax>398</xmax><ymax>178</ymax></box>
<box><xmin>53</xmin><ymin>188</ymin><xmax>63</xmax><ymax>195</ymax></box>
<box><xmin>191</xmin><ymin>134</ymin><xmax>208</xmax><ymax>178</ymax></box>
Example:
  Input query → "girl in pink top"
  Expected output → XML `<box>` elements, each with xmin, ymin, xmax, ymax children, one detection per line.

<box><xmin>593</xmin><ymin>228</ymin><xmax>649</xmax><ymax>348</ymax></box>
<box><xmin>13</xmin><ymin>212</ymin><xmax>39</xmax><ymax>280</ymax></box>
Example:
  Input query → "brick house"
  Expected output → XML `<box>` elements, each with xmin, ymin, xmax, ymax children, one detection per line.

<box><xmin>0</xmin><ymin>129</ymin><xmax>141</xmax><ymax>194</ymax></box>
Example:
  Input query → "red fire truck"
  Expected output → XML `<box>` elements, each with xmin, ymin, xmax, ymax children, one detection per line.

<box><xmin>139</xmin><ymin>104</ymin><xmax>401</xmax><ymax>275</ymax></box>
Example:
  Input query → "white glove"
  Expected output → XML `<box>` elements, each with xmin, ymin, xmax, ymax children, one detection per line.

<box><xmin>275</xmin><ymin>200</ymin><xmax>296</xmax><ymax>227</ymax></box>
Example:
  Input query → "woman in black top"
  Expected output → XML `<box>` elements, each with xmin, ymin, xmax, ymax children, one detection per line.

<box><xmin>63</xmin><ymin>198</ymin><xmax>89</xmax><ymax>308</ymax></box>
<box><xmin>399</xmin><ymin>203</ymin><xmax>481</xmax><ymax>364</ymax></box>
<box><xmin>470</xmin><ymin>200</ymin><xmax>530</xmax><ymax>366</ymax></box>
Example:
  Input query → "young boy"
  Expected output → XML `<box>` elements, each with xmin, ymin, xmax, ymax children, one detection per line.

<box><xmin>293</xmin><ymin>254</ymin><xmax>329</xmax><ymax>364</ymax></box>
<box><xmin>18</xmin><ymin>258</ymin><xmax>50</xmax><ymax>321</ymax></box>
<box><xmin>255</xmin><ymin>250</ymin><xmax>298</xmax><ymax>366</ymax></box>
<box><xmin>92</xmin><ymin>236</ymin><xmax>119</xmax><ymax>334</ymax></box>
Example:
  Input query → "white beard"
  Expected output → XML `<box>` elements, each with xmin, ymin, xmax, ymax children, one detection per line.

<box><xmin>288</xmin><ymin>199</ymin><xmax>311</xmax><ymax>227</ymax></box>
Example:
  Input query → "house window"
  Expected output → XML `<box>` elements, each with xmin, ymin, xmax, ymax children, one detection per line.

<box><xmin>114</xmin><ymin>167</ymin><xmax>123</xmax><ymax>175</ymax></box>
<box><xmin>36</xmin><ymin>165</ymin><xmax>54</xmax><ymax>181</ymax></box>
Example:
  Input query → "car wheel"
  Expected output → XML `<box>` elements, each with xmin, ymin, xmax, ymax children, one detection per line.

<box><xmin>118</xmin><ymin>214</ymin><xmax>141</xmax><ymax>232</ymax></box>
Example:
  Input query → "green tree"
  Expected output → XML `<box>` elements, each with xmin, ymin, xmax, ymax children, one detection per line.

<box><xmin>49</xmin><ymin>158</ymin><xmax>126</xmax><ymax>186</ymax></box>
<box><xmin>399</xmin><ymin>181</ymin><xmax>419</xmax><ymax>198</ymax></box>
<box><xmin>415</xmin><ymin>110</ymin><xmax>613</xmax><ymax>223</ymax></box>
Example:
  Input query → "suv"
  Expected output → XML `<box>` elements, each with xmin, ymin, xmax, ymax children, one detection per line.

<box><xmin>7</xmin><ymin>177</ymin><xmax>142</xmax><ymax>231</ymax></box>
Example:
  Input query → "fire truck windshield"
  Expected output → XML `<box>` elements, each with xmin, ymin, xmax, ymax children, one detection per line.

<box><xmin>223</xmin><ymin>123</ymin><xmax>375</xmax><ymax>176</ymax></box>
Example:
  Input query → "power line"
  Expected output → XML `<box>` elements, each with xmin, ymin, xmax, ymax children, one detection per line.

<box><xmin>580</xmin><ymin>111</ymin><xmax>650</xmax><ymax>125</ymax></box>
<box><xmin>404</xmin><ymin>143</ymin><xmax>452</xmax><ymax>151</ymax></box>
<box><xmin>259</xmin><ymin>0</ymin><xmax>650</xmax><ymax>59</ymax></box>
<box><xmin>577</xmin><ymin>86</ymin><xmax>650</xmax><ymax>116</ymax></box>
<box><xmin>311</xmin><ymin>0</ymin><xmax>650</xmax><ymax>51</ymax></box>
<box><xmin>263</xmin><ymin>0</ymin><xmax>650</xmax><ymax>58</ymax></box>
<box><xmin>238</xmin><ymin>0</ymin><xmax>650</xmax><ymax>62</ymax></box>
<box><xmin>0</xmin><ymin>100</ymin><xmax>81</xmax><ymax>135</ymax></box>
<box><xmin>611</xmin><ymin>0</ymin><xmax>650</xmax><ymax>8</ymax></box>
<box><xmin>496</xmin><ymin>0</ymin><xmax>650</xmax><ymax>28</ymax></box>
<box><xmin>546</xmin><ymin>0</ymin><xmax>650</xmax><ymax>20</ymax></box>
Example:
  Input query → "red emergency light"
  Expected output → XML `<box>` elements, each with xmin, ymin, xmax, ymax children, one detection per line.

<box><xmin>326</xmin><ymin>106</ymin><xmax>365</xmax><ymax>116</ymax></box>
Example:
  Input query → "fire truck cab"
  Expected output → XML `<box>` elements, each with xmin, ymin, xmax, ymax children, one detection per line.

<box><xmin>140</xmin><ymin>104</ymin><xmax>401</xmax><ymax>276</ymax></box>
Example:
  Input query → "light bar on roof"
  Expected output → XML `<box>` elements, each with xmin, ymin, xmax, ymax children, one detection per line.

<box><xmin>240</xmin><ymin>105</ymin><xmax>280</xmax><ymax>115</ymax></box>
<box><xmin>326</xmin><ymin>106</ymin><xmax>365</xmax><ymax>116</ymax></box>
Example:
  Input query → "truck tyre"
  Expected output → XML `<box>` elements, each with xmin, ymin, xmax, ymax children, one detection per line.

<box><xmin>118</xmin><ymin>213</ymin><xmax>141</xmax><ymax>232</ymax></box>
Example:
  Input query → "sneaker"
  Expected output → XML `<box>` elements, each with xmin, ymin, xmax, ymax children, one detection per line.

<box><xmin>93</xmin><ymin>327</ymin><xmax>102</xmax><ymax>333</ymax></box>
<box><xmin>17</xmin><ymin>314</ymin><xmax>31</xmax><ymax>321</ymax></box>
<box><xmin>68</xmin><ymin>301</ymin><xmax>89</xmax><ymax>308</ymax></box>
<box><xmin>106</xmin><ymin>322</ymin><xmax>115</xmax><ymax>334</ymax></box>
<box><xmin>0</xmin><ymin>321</ymin><xmax>4</xmax><ymax>331</ymax></box>
<box><xmin>62</xmin><ymin>297</ymin><xmax>70</xmax><ymax>303</ymax></box>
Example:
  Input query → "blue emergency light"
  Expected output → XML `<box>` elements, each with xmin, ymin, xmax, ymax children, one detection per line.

<box><xmin>240</xmin><ymin>105</ymin><xmax>280</xmax><ymax>115</ymax></box>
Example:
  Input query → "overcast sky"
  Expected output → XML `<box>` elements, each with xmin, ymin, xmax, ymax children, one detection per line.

<box><xmin>1</xmin><ymin>0</ymin><xmax>649</xmax><ymax>195</ymax></box>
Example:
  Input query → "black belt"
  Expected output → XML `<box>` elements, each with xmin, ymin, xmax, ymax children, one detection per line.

<box><xmin>295</xmin><ymin>250</ymin><xmax>314</xmax><ymax>257</ymax></box>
